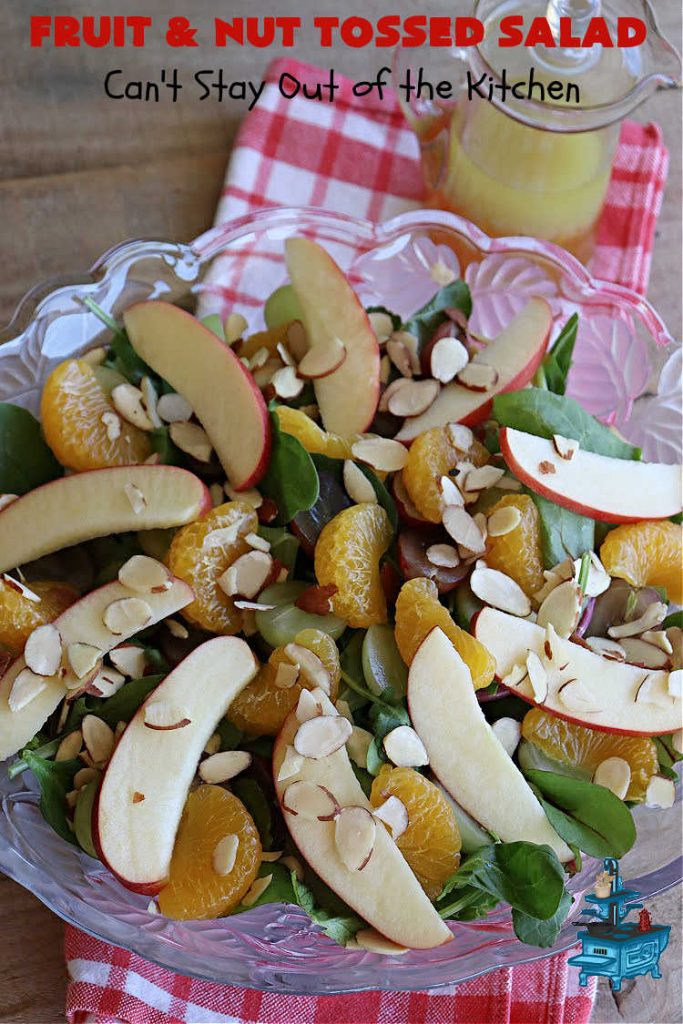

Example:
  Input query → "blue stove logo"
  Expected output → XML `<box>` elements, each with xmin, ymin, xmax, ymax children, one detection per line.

<box><xmin>568</xmin><ymin>858</ymin><xmax>670</xmax><ymax>992</ymax></box>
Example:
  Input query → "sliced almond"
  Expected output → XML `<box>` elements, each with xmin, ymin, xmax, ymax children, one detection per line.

<box><xmin>24</xmin><ymin>624</ymin><xmax>62</xmax><ymax>677</ymax></box>
<box><xmin>297</xmin><ymin>337</ymin><xmax>346</xmax><ymax>379</ymax></box>
<box><xmin>593</xmin><ymin>757</ymin><xmax>631</xmax><ymax>800</ymax></box>
<box><xmin>140</xmin><ymin>376</ymin><xmax>162</xmax><ymax>429</ymax></box>
<box><xmin>379</xmin><ymin>355</ymin><xmax>391</xmax><ymax>384</ymax></box>
<box><xmin>101</xmin><ymin>411</ymin><xmax>121</xmax><ymax>442</ymax></box>
<box><xmin>620</xmin><ymin>638</ymin><xmax>671</xmax><ymax>669</ymax></box>
<box><xmin>552</xmin><ymin>434</ymin><xmax>579</xmax><ymax>461</ymax></box>
<box><xmin>470</xmin><ymin>565</ymin><xmax>531</xmax><ymax>617</ymax></box>
<box><xmin>456</xmin><ymin>362</ymin><xmax>498</xmax><ymax>391</ymax></box>
<box><xmin>526</xmin><ymin>651</ymin><xmax>548</xmax><ymax>703</ymax></box>
<box><xmin>157</xmin><ymin>392</ymin><xmax>193</xmax><ymax>423</ymax></box>
<box><xmin>241</xmin><ymin>874</ymin><xmax>273</xmax><ymax>907</ymax></box>
<box><xmin>74</xmin><ymin>766</ymin><xmax>100</xmax><ymax>789</ymax></box>
<box><xmin>368</xmin><ymin>312</ymin><xmax>394</xmax><ymax>343</ymax></box>
<box><xmin>294</xmin><ymin>715</ymin><xmax>352</xmax><ymax>758</ymax></box>
<box><xmin>276</xmin><ymin>341</ymin><xmax>296</xmax><ymax>367</ymax></box>
<box><xmin>261</xmin><ymin>850</ymin><xmax>283</xmax><ymax>863</ymax></box>
<box><xmin>430</xmin><ymin>336</ymin><xmax>469</xmax><ymax>383</ymax></box>
<box><xmin>225</xmin><ymin>312</ymin><xmax>248</xmax><ymax>345</ymax></box>
<box><xmin>249</xmin><ymin>346</ymin><xmax>270</xmax><ymax>371</ymax></box>
<box><xmin>446</xmin><ymin>423</ymin><xmax>474</xmax><ymax>452</ymax></box>
<box><xmin>634</xmin><ymin>672</ymin><xmax>672</xmax><ymax>708</ymax></box>
<box><xmin>109</xmin><ymin>645</ymin><xmax>147</xmax><ymax>678</ymax></box>
<box><xmin>111</xmin><ymin>383</ymin><xmax>154</xmax><ymax>431</ymax></box>
<box><xmin>347</xmin><ymin>726</ymin><xmax>373</xmax><ymax>769</ymax></box>
<box><xmin>282</xmin><ymin>780</ymin><xmax>340</xmax><ymax>820</ymax></box>
<box><xmin>537</xmin><ymin>580</ymin><xmax>581</xmax><ymax>638</ymax></box>
<box><xmin>496</xmin><ymin>474</ymin><xmax>522</xmax><ymax>491</ymax></box>
<box><xmin>82</xmin><ymin>346</ymin><xmax>107</xmax><ymax>366</ymax></box>
<box><xmin>492</xmin><ymin>717</ymin><xmax>522</xmax><ymax>757</ymax></box>
<box><xmin>426</xmin><ymin>543</ymin><xmax>460</xmax><ymax>568</ymax></box>
<box><xmin>487</xmin><ymin>506</ymin><xmax>522</xmax><ymax>537</ymax></box>
<box><xmin>8</xmin><ymin>668</ymin><xmax>48</xmax><ymax>712</ymax></box>
<box><xmin>585</xmin><ymin>637</ymin><xmax>626</xmax><ymax>661</ymax></box>
<box><xmin>82</xmin><ymin>715</ymin><xmax>115</xmax><ymax>764</ymax></box>
<box><xmin>89</xmin><ymin>666</ymin><xmax>126</xmax><ymax>698</ymax></box>
<box><xmin>55</xmin><ymin>729</ymin><xmax>83</xmax><ymax>762</ymax></box>
<box><xmin>143</xmin><ymin>700</ymin><xmax>191</xmax><ymax>731</ymax></box>
<box><xmin>639</xmin><ymin>630</ymin><xmax>673</xmax><ymax>655</ymax></box>
<box><xmin>343</xmin><ymin>461</ymin><xmax>377</xmax><ymax>505</ymax></box>
<box><xmin>501</xmin><ymin>662</ymin><xmax>529</xmax><ymax>692</ymax></box>
<box><xmin>295</xmin><ymin>688</ymin><xmax>323</xmax><ymax>724</ymax></box>
<box><xmin>200</xmin><ymin>750</ymin><xmax>252</xmax><ymax>784</ymax></box>
<box><xmin>335</xmin><ymin>806</ymin><xmax>376</xmax><ymax>871</ymax></box>
<box><xmin>103</xmin><ymin>597</ymin><xmax>153</xmax><ymax>636</ymax></box>
<box><xmin>668</xmin><ymin>669</ymin><xmax>682</xmax><ymax>699</ymax></box>
<box><xmin>65</xmin><ymin>641</ymin><xmax>103</xmax><ymax>681</ymax></box>
<box><xmin>274</xmin><ymin>661</ymin><xmax>300</xmax><ymax>690</ymax></box>
<box><xmin>670</xmin><ymin>730</ymin><xmax>683</xmax><ymax>755</ymax></box>
<box><xmin>283</xmin><ymin>643</ymin><xmax>331</xmax><ymax>694</ymax></box>
<box><xmin>442</xmin><ymin>506</ymin><xmax>485</xmax><ymax>553</ymax></box>
<box><xmin>386</xmin><ymin>337</ymin><xmax>414</xmax><ymax>378</ymax></box>
<box><xmin>124</xmin><ymin>482</ymin><xmax>147</xmax><ymax>515</ymax></box>
<box><xmin>165</xmin><ymin>618</ymin><xmax>189</xmax><ymax>639</ymax></box>
<box><xmin>387</xmin><ymin>379</ymin><xmax>440</xmax><ymax>418</ymax></box>
<box><xmin>245</xmin><ymin>531</ymin><xmax>271</xmax><ymax>553</ymax></box>
<box><xmin>573</xmin><ymin>552</ymin><xmax>610</xmax><ymax>598</ymax></box>
<box><xmin>224</xmin><ymin>483</ymin><xmax>263</xmax><ymax>510</ymax></box>
<box><xmin>557</xmin><ymin>679</ymin><xmax>600</xmax><ymax>713</ymax></box>
<box><xmin>378</xmin><ymin>377</ymin><xmax>411</xmax><ymax>413</ymax></box>
<box><xmin>277</xmin><ymin>745</ymin><xmax>305</xmax><ymax>783</ymax></box>
<box><xmin>234</xmin><ymin>599</ymin><xmax>276</xmax><ymax>612</ymax></box>
<box><xmin>645</xmin><ymin>776</ymin><xmax>675</xmax><ymax>809</ymax></box>
<box><xmin>373</xmin><ymin>795</ymin><xmax>409</xmax><ymax>839</ymax></box>
<box><xmin>204</xmin><ymin>733</ymin><xmax>221</xmax><ymax>756</ymax></box>
<box><xmin>351</xmin><ymin>438</ymin><xmax>408</xmax><ymax>473</ymax></box>
<box><xmin>118</xmin><ymin>555</ymin><xmax>173</xmax><ymax>595</ymax></box>
<box><xmin>218</xmin><ymin>550</ymin><xmax>274</xmax><ymax>600</ymax></box>
<box><xmin>383</xmin><ymin>725</ymin><xmax>429</xmax><ymax>768</ymax></box>
<box><xmin>608</xmin><ymin>602</ymin><xmax>667</xmax><ymax>639</ymax></box>
<box><xmin>335</xmin><ymin>698</ymin><xmax>353</xmax><ymax>723</ymax></box>
<box><xmin>2</xmin><ymin>574</ymin><xmax>40</xmax><ymax>602</ymax></box>
<box><xmin>169</xmin><ymin>421</ymin><xmax>213</xmax><ymax>462</ymax></box>
<box><xmin>461</xmin><ymin>465</ymin><xmax>505</xmax><ymax>492</ymax></box>
<box><xmin>271</xmin><ymin>366</ymin><xmax>304</xmax><ymax>400</ymax></box>
<box><xmin>213</xmin><ymin>834</ymin><xmax>239</xmax><ymax>876</ymax></box>
<box><xmin>354</xmin><ymin>928</ymin><xmax>409</xmax><ymax>956</ymax></box>
<box><xmin>439</xmin><ymin>475</ymin><xmax>464</xmax><ymax>508</ymax></box>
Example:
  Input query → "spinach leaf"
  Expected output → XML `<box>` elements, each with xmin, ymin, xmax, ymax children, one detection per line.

<box><xmin>403</xmin><ymin>281</ymin><xmax>472</xmax><ymax>351</ymax></box>
<box><xmin>351</xmin><ymin>762</ymin><xmax>374</xmax><ymax>797</ymax></box>
<box><xmin>292</xmin><ymin>875</ymin><xmax>363</xmax><ymax>946</ymax></box>
<box><xmin>105</xmin><ymin>329</ymin><xmax>154</xmax><ymax>386</ymax></box>
<box><xmin>0</xmin><ymin>404</ymin><xmax>62</xmax><ymax>494</ymax></box>
<box><xmin>338</xmin><ymin>632</ymin><xmax>370</xmax><ymax>712</ymax></box>
<box><xmin>541</xmin><ymin>315</ymin><xmax>579</xmax><ymax>396</ymax></box>
<box><xmin>366</xmin><ymin>305</ymin><xmax>401</xmax><ymax>332</ymax></box>
<box><xmin>513</xmin><ymin>890</ymin><xmax>573</xmax><ymax>947</ymax></box>
<box><xmin>216</xmin><ymin>718</ymin><xmax>243</xmax><ymax>751</ymax></box>
<box><xmin>654</xmin><ymin>736</ymin><xmax>682</xmax><ymax>781</ymax></box>
<box><xmin>231</xmin><ymin>862</ymin><xmax>296</xmax><ymax>913</ymax></box>
<box><xmin>150</xmin><ymin>427</ymin><xmax>185</xmax><ymax>466</ymax></box>
<box><xmin>66</xmin><ymin>674</ymin><xmax>163</xmax><ymax>733</ymax></box>
<box><xmin>663</xmin><ymin>611</ymin><xmax>683</xmax><ymax>630</ymax></box>
<box><xmin>258</xmin><ymin>526</ymin><xmax>300</xmax><ymax>574</ymax></box>
<box><xmin>525</xmin><ymin>769</ymin><xmax>636</xmax><ymax>858</ymax></box>
<box><xmin>260</xmin><ymin>411</ymin><xmax>319</xmax><ymax>524</ymax></box>
<box><xmin>22</xmin><ymin>751</ymin><xmax>80</xmax><ymax>844</ymax></box>
<box><xmin>310</xmin><ymin>453</ymin><xmax>397</xmax><ymax>534</ymax></box>
<box><xmin>230</xmin><ymin>777</ymin><xmax>273</xmax><ymax>850</ymax></box>
<box><xmin>494</xmin><ymin>390</ymin><xmax>640</xmax><ymax>460</ymax></box>
<box><xmin>529</xmin><ymin>491</ymin><xmax>595</xmax><ymax>567</ymax></box>
<box><xmin>369</xmin><ymin>703</ymin><xmax>411</xmax><ymax>743</ymax></box>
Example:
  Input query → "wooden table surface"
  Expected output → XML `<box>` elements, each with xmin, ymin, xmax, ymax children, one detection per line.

<box><xmin>0</xmin><ymin>3</ymin><xmax>680</xmax><ymax>1021</ymax></box>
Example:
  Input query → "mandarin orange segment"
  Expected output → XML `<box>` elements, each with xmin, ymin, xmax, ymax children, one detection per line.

<box><xmin>370</xmin><ymin>765</ymin><xmax>461</xmax><ymax>900</ymax></box>
<box><xmin>521</xmin><ymin>707</ymin><xmax>658</xmax><ymax>802</ymax></box>
<box><xmin>238</xmin><ymin>322</ymin><xmax>292</xmax><ymax>361</ymax></box>
<box><xmin>402</xmin><ymin>426</ymin><xmax>488</xmax><ymax>523</ymax></box>
<box><xmin>40</xmin><ymin>359</ymin><xmax>152</xmax><ymax>470</ymax></box>
<box><xmin>485</xmin><ymin>494</ymin><xmax>545</xmax><ymax>597</ymax></box>
<box><xmin>394</xmin><ymin>577</ymin><xmax>495</xmax><ymax>689</ymax></box>
<box><xmin>600</xmin><ymin>521</ymin><xmax>683</xmax><ymax>605</ymax></box>
<box><xmin>167</xmin><ymin>501</ymin><xmax>258</xmax><ymax>634</ymax></box>
<box><xmin>274</xmin><ymin>406</ymin><xmax>361</xmax><ymax>461</ymax></box>
<box><xmin>158</xmin><ymin>785</ymin><xmax>261</xmax><ymax>920</ymax></box>
<box><xmin>228</xmin><ymin>628</ymin><xmax>340</xmax><ymax>736</ymax></box>
<box><xmin>0</xmin><ymin>578</ymin><xmax>78</xmax><ymax>657</ymax></box>
<box><xmin>314</xmin><ymin>504</ymin><xmax>392</xmax><ymax>628</ymax></box>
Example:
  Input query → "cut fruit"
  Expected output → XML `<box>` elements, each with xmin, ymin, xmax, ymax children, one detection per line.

<box><xmin>273</xmin><ymin>709</ymin><xmax>452</xmax><ymax>948</ymax></box>
<box><xmin>274</xmin><ymin>406</ymin><xmax>361</xmax><ymax>461</ymax></box>
<box><xmin>314</xmin><ymin>504</ymin><xmax>393</xmax><ymax>628</ymax></box>
<box><xmin>394</xmin><ymin>577</ymin><xmax>495</xmax><ymax>690</ymax></box>
<box><xmin>124</xmin><ymin>302</ymin><xmax>271</xmax><ymax>490</ymax></box>
<box><xmin>95</xmin><ymin>636</ymin><xmax>258</xmax><ymax>893</ymax></box>
<box><xmin>408</xmin><ymin>627</ymin><xmax>571</xmax><ymax>861</ymax></box>
<box><xmin>398</xmin><ymin>529</ymin><xmax>469</xmax><ymax>595</ymax></box>
<box><xmin>500</xmin><ymin>428</ymin><xmax>682</xmax><ymax>523</ymax></box>
<box><xmin>521</xmin><ymin>707</ymin><xmax>658</xmax><ymax>802</ymax></box>
<box><xmin>0</xmin><ymin>579</ymin><xmax>77</xmax><ymax>658</ymax></box>
<box><xmin>402</xmin><ymin>426</ymin><xmax>488</xmax><ymax>523</ymax></box>
<box><xmin>370</xmin><ymin>765</ymin><xmax>461</xmax><ymax>900</ymax></box>
<box><xmin>0</xmin><ymin>576</ymin><xmax>193</xmax><ymax>761</ymax></box>
<box><xmin>484</xmin><ymin>495</ymin><xmax>545</xmax><ymax>597</ymax></box>
<box><xmin>158</xmin><ymin>785</ymin><xmax>261</xmax><ymax>919</ymax></box>
<box><xmin>600</xmin><ymin>521</ymin><xmax>683</xmax><ymax>605</ymax></box>
<box><xmin>41</xmin><ymin>359</ymin><xmax>152</xmax><ymax>470</ymax></box>
<box><xmin>397</xmin><ymin>299</ymin><xmax>552</xmax><ymax>440</ymax></box>
<box><xmin>0</xmin><ymin>466</ymin><xmax>211</xmax><ymax>574</ymax></box>
<box><xmin>361</xmin><ymin>624</ymin><xmax>408</xmax><ymax>702</ymax></box>
<box><xmin>254</xmin><ymin>581</ymin><xmax>346</xmax><ymax>648</ymax></box>
<box><xmin>474</xmin><ymin>607</ymin><xmax>681</xmax><ymax>735</ymax></box>
<box><xmin>285</xmin><ymin>238</ymin><xmax>380</xmax><ymax>436</ymax></box>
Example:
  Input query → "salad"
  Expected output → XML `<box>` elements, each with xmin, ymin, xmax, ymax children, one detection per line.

<box><xmin>0</xmin><ymin>236</ymin><xmax>680</xmax><ymax>955</ymax></box>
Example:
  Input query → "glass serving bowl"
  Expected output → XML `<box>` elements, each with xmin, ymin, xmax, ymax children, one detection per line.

<box><xmin>0</xmin><ymin>207</ymin><xmax>680</xmax><ymax>993</ymax></box>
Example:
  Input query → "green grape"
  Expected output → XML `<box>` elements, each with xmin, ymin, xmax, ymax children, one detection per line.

<box><xmin>451</xmin><ymin>581</ymin><xmax>484</xmax><ymax>630</ymax></box>
<box><xmin>264</xmin><ymin>284</ymin><xmax>303</xmax><ymax>329</ymax></box>
<box><xmin>255</xmin><ymin>581</ymin><xmax>345</xmax><ymax>648</ymax></box>
<box><xmin>93</xmin><ymin>365</ymin><xmax>127</xmax><ymax>396</ymax></box>
<box><xmin>361</xmin><ymin>625</ymin><xmax>407</xmax><ymax>703</ymax></box>
<box><xmin>200</xmin><ymin>314</ymin><xmax>226</xmax><ymax>340</ymax></box>
<box><xmin>516</xmin><ymin>740</ymin><xmax>590</xmax><ymax>781</ymax></box>
<box><xmin>138</xmin><ymin>528</ymin><xmax>175</xmax><ymax>562</ymax></box>
<box><xmin>74</xmin><ymin>780</ymin><xmax>99</xmax><ymax>858</ymax></box>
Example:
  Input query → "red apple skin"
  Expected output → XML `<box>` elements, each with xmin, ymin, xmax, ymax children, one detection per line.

<box><xmin>392</xmin><ymin>476</ymin><xmax>431</xmax><ymax>528</ymax></box>
<box><xmin>91</xmin><ymin>771</ymin><xmax>166</xmax><ymax>896</ymax></box>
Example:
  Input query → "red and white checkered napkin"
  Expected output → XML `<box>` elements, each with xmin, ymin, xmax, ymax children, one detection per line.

<box><xmin>66</xmin><ymin>56</ymin><xmax>669</xmax><ymax>1024</ymax></box>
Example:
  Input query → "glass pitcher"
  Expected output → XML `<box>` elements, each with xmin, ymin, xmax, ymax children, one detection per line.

<box><xmin>394</xmin><ymin>0</ymin><xmax>681</xmax><ymax>263</ymax></box>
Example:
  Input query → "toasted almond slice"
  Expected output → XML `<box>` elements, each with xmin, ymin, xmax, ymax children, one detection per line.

<box><xmin>347</xmin><ymin>726</ymin><xmax>373</xmax><ymax>769</ymax></box>
<box><xmin>224</xmin><ymin>482</ymin><xmax>263</xmax><ymax>509</ymax></box>
<box><xmin>2</xmin><ymin>574</ymin><xmax>40</xmax><ymax>602</ymax></box>
<box><xmin>103</xmin><ymin>597</ymin><xmax>153</xmax><ymax>636</ymax></box>
<box><xmin>378</xmin><ymin>377</ymin><xmax>412</xmax><ymax>414</ymax></box>
<box><xmin>157</xmin><ymin>392</ymin><xmax>193</xmax><ymax>423</ymax></box>
<box><xmin>169</xmin><ymin>421</ymin><xmax>213</xmax><ymax>462</ymax></box>
<box><xmin>634</xmin><ymin>672</ymin><xmax>672</xmax><ymax>708</ymax></box>
<box><xmin>456</xmin><ymin>362</ymin><xmax>498</xmax><ymax>391</ymax></box>
<box><xmin>274</xmin><ymin>661</ymin><xmax>300</xmax><ymax>690</ymax></box>
<box><xmin>74</xmin><ymin>766</ymin><xmax>100</xmax><ymax>789</ymax></box>
<box><xmin>487</xmin><ymin>506</ymin><xmax>522</xmax><ymax>537</ymax></box>
<box><xmin>573</xmin><ymin>552</ymin><xmax>611</xmax><ymax>598</ymax></box>
<box><xmin>593</xmin><ymin>757</ymin><xmax>631</xmax><ymax>799</ymax></box>
<box><xmin>355</xmin><ymin>928</ymin><xmax>409</xmax><ymax>956</ymax></box>
<box><xmin>470</xmin><ymin>565</ymin><xmax>531</xmax><ymax>617</ymax></box>
<box><xmin>234</xmin><ymin>600</ymin><xmax>277</xmax><ymax>613</ymax></box>
<box><xmin>277</xmin><ymin>744</ymin><xmax>305</xmax><ymax>782</ymax></box>
<box><xmin>386</xmin><ymin>338</ymin><xmax>414</xmax><ymax>378</ymax></box>
<box><xmin>430</xmin><ymin>336</ymin><xmax>469</xmax><ymax>383</ymax></box>
<box><xmin>8</xmin><ymin>668</ymin><xmax>48</xmax><ymax>712</ymax></box>
<box><xmin>241</xmin><ymin>873</ymin><xmax>273</xmax><ymax>907</ymax></box>
<box><xmin>119</xmin><ymin>554</ymin><xmax>173</xmax><ymax>595</ymax></box>
<box><xmin>101</xmin><ymin>411</ymin><xmax>121</xmax><ymax>442</ymax></box>
<box><xmin>557</xmin><ymin>679</ymin><xmax>599</xmax><ymax>713</ymax></box>
<box><xmin>501</xmin><ymin>662</ymin><xmax>529</xmax><ymax>691</ymax></box>
<box><xmin>282</xmin><ymin>780</ymin><xmax>340</xmax><ymax>820</ymax></box>
<box><xmin>639</xmin><ymin>630</ymin><xmax>673</xmax><ymax>655</ymax></box>
<box><xmin>368</xmin><ymin>312</ymin><xmax>394</xmax><ymax>344</ymax></box>
<box><xmin>225</xmin><ymin>312</ymin><xmax>248</xmax><ymax>345</ymax></box>
<box><xmin>245</xmin><ymin>531</ymin><xmax>271</xmax><ymax>553</ymax></box>
<box><xmin>249</xmin><ymin>346</ymin><xmax>270</xmax><ymax>370</ymax></box>
<box><xmin>668</xmin><ymin>669</ymin><xmax>682</xmax><ymax>698</ymax></box>
<box><xmin>82</xmin><ymin>346</ymin><xmax>108</xmax><ymax>366</ymax></box>
<box><xmin>446</xmin><ymin>423</ymin><xmax>474</xmax><ymax>452</ymax></box>
<box><xmin>140</xmin><ymin>376</ymin><xmax>162</xmax><ymax>429</ymax></box>
<box><xmin>537</xmin><ymin>580</ymin><xmax>581</xmax><ymax>638</ymax></box>
<box><xmin>608</xmin><ymin>602</ymin><xmax>668</xmax><ymax>639</ymax></box>
<box><xmin>109</xmin><ymin>645</ymin><xmax>147</xmax><ymax>678</ymax></box>
<box><xmin>442</xmin><ymin>506</ymin><xmax>485</xmax><ymax>552</ymax></box>
<box><xmin>165</xmin><ymin>618</ymin><xmax>189</xmax><ymax>639</ymax></box>
<box><xmin>585</xmin><ymin>637</ymin><xmax>626</xmax><ymax>662</ymax></box>
<box><xmin>56</xmin><ymin>729</ymin><xmax>83</xmax><ymax>762</ymax></box>
<box><xmin>671</xmin><ymin>730</ymin><xmax>683</xmax><ymax>755</ymax></box>
<box><xmin>123</xmin><ymin>482</ymin><xmax>147</xmax><ymax>515</ymax></box>
<box><xmin>297</xmin><ymin>337</ymin><xmax>347</xmax><ymax>379</ymax></box>
<box><xmin>212</xmin><ymin>833</ymin><xmax>239</xmax><ymax>876</ymax></box>
<box><xmin>200</xmin><ymin>750</ymin><xmax>252</xmax><ymax>784</ymax></box>
<box><xmin>438</xmin><ymin>475</ymin><xmax>464</xmax><ymax>509</ymax></box>
<box><xmin>620</xmin><ymin>638</ymin><xmax>671</xmax><ymax>669</ymax></box>
<box><xmin>645</xmin><ymin>775</ymin><xmax>675</xmax><ymax>809</ymax></box>
<box><xmin>218</xmin><ymin>550</ymin><xmax>274</xmax><ymax>600</ymax></box>
<box><xmin>283</xmin><ymin>643</ymin><xmax>331</xmax><ymax>694</ymax></box>
<box><xmin>261</xmin><ymin>850</ymin><xmax>283</xmax><ymax>863</ymax></box>
<box><xmin>552</xmin><ymin>434</ymin><xmax>579</xmax><ymax>461</ymax></box>
<box><xmin>89</xmin><ymin>666</ymin><xmax>126</xmax><ymax>698</ymax></box>
<box><xmin>351</xmin><ymin>438</ymin><xmax>408</xmax><ymax>473</ymax></box>
<box><xmin>271</xmin><ymin>365</ymin><xmax>305</xmax><ymax>400</ymax></box>
<box><xmin>373</xmin><ymin>795</ymin><xmax>409</xmax><ymax>839</ymax></box>
<box><xmin>526</xmin><ymin>652</ymin><xmax>548</xmax><ymax>703</ymax></box>
<box><xmin>111</xmin><ymin>383</ymin><xmax>154</xmax><ymax>431</ymax></box>
<box><xmin>276</xmin><ymin>341</ymin><xmax>296</xmax><ymax>367</ymax></box>
<box><xmin>426</xmin><ymin>543</ymin><xmax>460</xmax><ymax>568</ymax></box>
<box><xmin>204</xmin><ymin>732</ymin><xmax>221</xmax><ymax>756</ymax></box>
<box><xmin>496</xmin><ymin>474</ymin><xmax>523</xmax><ymax>491</ymax></box>
<box><xmin>463</xmin><ymin>466</ymin><xmax>505</xmax><ymax>493</ymax></box>
<box><xmin>82</xmin><ymin>715</ymin><xmax>115</xmax><ymax>764</ymax></box>
<box><xmin>396</xmin><ymin>331</ymin><xmax>421</xmax><ymax>375</ymax></box>
<box><xmin>335</xmin><ymin>806</ymin><xmax>376</xmax><ymax>871</ymax></box>
<box><xmin>387</xmin><ymin>379</ymin><xmax>440</xmax><ymax>418</ymax></box>
<box><xmin>491</xmin><ymin>717</ymin><xmax>522</xmax><ymax>758</ymax></box>
<box><xmin>383</xmin><ymin>725</ymin><xmax>429</xmax><ymax>768</ymax></box>
<box><xmin>379</xmin><ymin>354</ymin><xmax>391</xmax><ymax>385</ymax></box>
<box><xmin>343</xmin><ymin>461</ymin><xmax>377</xmax><ymax>504</ymax></box>
<box><xmin>24</xmin><ymin>624</ymin><xmax>62</xmax><ymax>677</ymax></box>
<box><xmin>143</xmin><ymin>700</ymin><xmax>191</xmax><ymax>731</ymax></box>
<box><xmin>294</xmin><ymin>715</ymin><xmax>352</xmax><ymax>758</ymax></box>
<box><xmin>295</xmin><ymin>688</ymin><xmax>323</xmax><ymax>724</ymax></box>
<box><xmin>66</xmin><ymin>789</ymin><xmax>79</xmax><ymax>810</ymax></box>
<box><xmin>281</xmin><ymin>855</ymin><xmax>306</xmax><ymax>882</ymax></box>
<box><xmin>335</xmin><ymin>698</ymin><xmax>353</xmax><ymax>723</ymax></box>
<box><xmin>209</xmin><ymin>483</ymin><xmax>225</xmax><ymax>507</ymax></box>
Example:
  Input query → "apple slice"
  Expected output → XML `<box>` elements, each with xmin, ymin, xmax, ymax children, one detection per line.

<box><xmin>95</xmin><ymin>636</ymin><xmax>258</xmax><ymax>893</ymax></box>
<box><xmin>499</xmin><ymin>427</ymin><xmax>682</xmax><ymax>523</ymax></box>
<box><xmin>408</xmin><ymin>627</ymin><xmax>572</xmax><ymax>862</ymax></box>
<box><xmin>0</xmin><ymin>575</ymin><xmax>193</xmax><ymax>761</ymax></box>
<box><xmin>396</xmin><ymin>298</ymin><xmax>552</xmax><ymax>441</ymax></box>
<box><xmin>0</xmin><ymin>465</ymin><xmax>210</xmax><ymax>574</ymax></box>
<box><xmin>123</xmin><ymin>302</ymin><xmax>271</xmax><ymax>490</ymax></box>
<box><xmin>285</xmin><ymin>238</ymin><xmax>380</xmax><ymax>436</ymax></box>
<box><xmin>474</xmin><ymin>607</ymin><xmax>681</xmax><ymax>735</ymax></box>
<box><xmin>273</xmin><ymin>706</ymin><xmax>451</xmax><ymax>949</ymax></box>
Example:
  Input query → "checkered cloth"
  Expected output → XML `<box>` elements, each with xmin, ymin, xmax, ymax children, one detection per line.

<box><xmin>65</xmin><ymin>57</ymin><xmax>669</xmax><ymax>1024</ymax></box>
